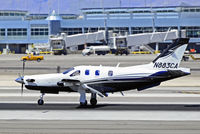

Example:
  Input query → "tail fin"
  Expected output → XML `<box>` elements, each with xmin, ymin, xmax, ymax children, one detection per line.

<box><xmin>152</xmin><ymin>38</ymin><xmax>189</xmax><ymax>69</ymax></box>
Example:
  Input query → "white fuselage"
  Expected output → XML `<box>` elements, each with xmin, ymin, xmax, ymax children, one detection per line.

<box><xmin>23</xmin><ymin>63</ymin><xmax>158</xmax><ymax>87</ymax></box>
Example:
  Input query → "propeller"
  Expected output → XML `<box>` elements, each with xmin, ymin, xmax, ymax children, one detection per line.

<box><xmin>15</xmin><ymin>60</ymin><xmax>26</xmax><ymax>95</ymax></box>
<box><xmin>18</xmin><ymin>73</ymin><xmax>24</xmax><ymax>96</ymax></box>
<box><xmin>22</xmin><ymin>60</ymin><xmax>25</xmax><ymax>76</ymax></box>
<box><xmin>21</xmin><ymin>81</ymin><xmax>24</xmax><ymax>95</ymax></box>
<box><xmin>20</xmin><ymin>61</ymin><xmax>26</xmax><ymax>95</ymax></box>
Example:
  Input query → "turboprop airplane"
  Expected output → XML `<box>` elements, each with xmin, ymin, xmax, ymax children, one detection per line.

<box><xmin>15</xmin><ymin>38</ymin><xmax>190</xmax><ymax>106</ymax></box>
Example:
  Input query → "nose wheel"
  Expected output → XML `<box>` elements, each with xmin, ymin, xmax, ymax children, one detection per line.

<box><xmin>38</xmin><ymin>99</ymin><xmax>44</xmax><ymax>105</ymax></box>
<box><xmin>38</xmin><ymin>93</ymin><xmax>45</xmax><ymax>105</ymax></box>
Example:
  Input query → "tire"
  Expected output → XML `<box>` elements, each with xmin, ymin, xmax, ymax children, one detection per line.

<box><xmin>37</xmin><ymin>58</ymin><xmax>41</xmax><ymax>62</ymax></box>
<box><xmin>38</xmin><ymin>99</ymin><xmax>44</xmax><ymax>105</ymax></box>
<box><xmin>90</xmin><ymin>98</ymin><xmax>97</xmax><ymax>106</ymax></box>
<box><xmin>80</xmin><ymin>100</ymin><xmax>87</xmax><ymax>106</ymax></box>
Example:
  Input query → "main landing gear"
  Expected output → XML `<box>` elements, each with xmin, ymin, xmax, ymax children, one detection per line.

<box><xmin>79</xmin><ymin>90</ymin><xmax>97</xmax><ymax>107</ymax></box>
<box><xmin>38</xmin><ymin>93</ymin><xmax>45</xmax><ymax>105</ymax></box>
<box><xmin>90</xmin><ymin>93</ymin><xmax>97</xmax><ymax>106</ymax></box>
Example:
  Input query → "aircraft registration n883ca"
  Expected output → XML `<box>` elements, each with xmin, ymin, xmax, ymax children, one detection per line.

<box><xmin>15</xmin><ymin>38</ymin><xmax>190</xmax><ymax>106</ymax></box>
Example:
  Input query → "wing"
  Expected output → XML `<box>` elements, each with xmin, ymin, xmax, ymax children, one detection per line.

<box><xmin>60</xmin><ymin>79</ymin><xmax>107</xmax><ymax>97</ymax></box>
<box><xmin>81</xmin><ymin>84</ymin><xmax>106</xmax><ymax>97</ymax></box>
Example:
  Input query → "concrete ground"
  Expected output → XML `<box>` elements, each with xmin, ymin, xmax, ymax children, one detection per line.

<box><xmin>1</xmin><ymin>120</ymin><xmax>200</xmax><ymax>134</ymax></box>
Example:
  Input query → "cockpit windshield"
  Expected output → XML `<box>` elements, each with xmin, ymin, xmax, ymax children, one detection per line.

<box><xmin>63</xmin><ymin>67</ymin><xmax>74</xmax><ymax>74</ymax></box>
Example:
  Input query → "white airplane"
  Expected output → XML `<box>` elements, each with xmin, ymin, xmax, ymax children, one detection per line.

<box><xmin>16</xmin><ymin>38</ymin><xmax>190</xmax><ymax>106</ymax></box>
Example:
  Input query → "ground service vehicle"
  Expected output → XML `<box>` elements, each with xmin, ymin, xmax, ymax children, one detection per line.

<box><xmin>50</xmin><ymin>40</ymin><xmax>67</xmax><ymax>55</ymax></box>
<box><xmin>182</xmin><ymin>54</ymin><xmax>200</xmax><ymax>61</ymax></box>
<box><xmin>21</xmin><ymin>54</ymin><xmax>44</xmax><ymax>62</ymax></box>
<box><xmin>82</xmin><ymin>46</ymin><xmax>110</xmax><ymax>56</ymax></box>
<box><xmin>110</xmin><ymin>36</ymin><xmax>129</xmax><ymax>55</ymax></box>
<box><xmin>132</xmin><ymin>51</ymin><xmax>151</xmax><ymax>54</ymax></box>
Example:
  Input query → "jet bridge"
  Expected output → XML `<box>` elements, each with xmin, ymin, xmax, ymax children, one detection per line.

<box><xmin>127</xmin><ymin>30</ymin><xmax>186</xmax><ymax>53</ymax></box>
<box><xmin>65</xmin><ymin>31</ymin><xmax>105</xmax><ymax>47</ymax></box>
<box><xmin>50</xmin><ymin>31</ymin><xmax>105</xmax><ymax>55</ymax></box>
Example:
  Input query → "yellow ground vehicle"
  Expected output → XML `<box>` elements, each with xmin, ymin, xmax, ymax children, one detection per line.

<box><xmin>39</xmin><ymin>51</ymin><xmax>53</xmax><ymax>54</ymax></box>
<box><xmin>21</xmin><ymin>54</ymin><xmax>44</xmax><ymax>62</ymax></box>
<box><xmin>182</xmin><ymin>54</ymin><xmax>200</xmax><ymax>61</ymax></box>
<box><xmin>190</xmin><ymin>55</ymin><xmax>200</xmax><ymax>60</ymax></box>
<box><xmin>132</xmin><ymin>51</ymin><xmax>151</xmax><ymax>54</ymax></box>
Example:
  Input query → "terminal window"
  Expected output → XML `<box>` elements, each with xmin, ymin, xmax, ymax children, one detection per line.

<box><xmin>0</xmin><ymin>29</ymin><xmax>5</xmax><ymax>36</ymax></box>
<box><xmin>108</xmin><ymin>27</ymin><xmax>129</xmax><ymax>35</ymax></box>
<box><xmin>31</xmin><ymin>28</ymin><xmax>48</xmax><ymax>36</ymax></box>
<box><xmin>61</xmin><ymin>28</ymin><xmax>82</xmax><ymax>35</ymax></box>
<box><xmin>7</xmin><ymin>28</ymin><xmax>27</xmax><ymax>36</ymax></box>
<box><xmin>181</xmin><ymin>26</ymin><xmax>200</xmax><ymax>38</ymax></box>
<box><xmin>131</xmin><ymin>27</ymin><xmax>153</xmax><ymax>34</ymax></box>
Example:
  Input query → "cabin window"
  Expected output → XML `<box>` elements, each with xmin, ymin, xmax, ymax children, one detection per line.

<box><xmin>85</xmin><ymin>70</ymin><xmax>90</xmax><ymax>75</ymax></box>
<box><xmin>95</xmin><ymin>70</ymin><xmax>100</xmax><ymax>76</ymax></box>
<box><xmin>63</xmin><ymin>67</ymin><xmax>74</xmax><ymax>74</ymax></box>
<box><xmin>70</xmin><ymin>70</ymin><xmax>80</xmax><ymax>77</ymax></box>
<box><xmin>108</xmin><ymin>70</ymin><xmax>113</xmax><ymax>76</ymax></box>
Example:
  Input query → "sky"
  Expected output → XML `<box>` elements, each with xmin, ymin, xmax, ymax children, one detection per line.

<box><xmin>0</xmin><ymin>0</ymin><xmax>199</xmax><ymax>14</ymax></box>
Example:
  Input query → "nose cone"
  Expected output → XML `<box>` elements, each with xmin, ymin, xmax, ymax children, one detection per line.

<box><xmin>15</xmin><ymin>76</ymin><xmax>24</xmax><ymax>84</ymax></box>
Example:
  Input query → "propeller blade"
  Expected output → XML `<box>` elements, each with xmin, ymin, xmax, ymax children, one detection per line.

<box><xmin>21</xmin><ymin>83</ymin><xmax>24</xmax><ymax>95</ymax></box>
<box><xmin>22</xmin><ymin>61</ymin><xmax>25</xmax><ymax>76</ymax></box>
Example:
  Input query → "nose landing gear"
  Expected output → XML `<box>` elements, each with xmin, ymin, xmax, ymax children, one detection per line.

<box><xmin>38</xmin><ymin>93</ymin><xmax>45</xmax><ymax>105</ymax></box>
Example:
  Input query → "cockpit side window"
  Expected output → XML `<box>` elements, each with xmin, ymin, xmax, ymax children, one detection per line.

<box><xmin>85</xmin><ymin>69</ymin><xmax>90</xmax><ymax>75</ymax></box>
<box><xmin>63</xmin><ymin>67</ymin><xmax>74</xmax><ymax>74</ymax></box>
<box><xmin>70</xmin><ymin>70</ymin><xmax>80</xmax><ymax>77</ymax></box>
<box><xmin>95</xmin><ymin>70</ymin><xmax>100</xmax><ymax>76</ymax></box>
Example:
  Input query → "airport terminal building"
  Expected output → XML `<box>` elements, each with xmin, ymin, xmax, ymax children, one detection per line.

<box><xmin>0</xmin><ymin>6</ymin><xmax>200</xmax><ymax>53</ymax></box>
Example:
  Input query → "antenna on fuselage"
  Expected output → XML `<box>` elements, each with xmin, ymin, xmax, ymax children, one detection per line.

<box><xmin>116</xmin><ymin>63</ymin><xmax>120</xmax><ymax>67</ymax></box>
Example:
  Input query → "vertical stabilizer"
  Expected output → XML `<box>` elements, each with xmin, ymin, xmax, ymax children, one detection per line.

<box><xmin>152</xmin><ymin>38</ymin><xmax>189</xmax><ymax>69</ymax></box>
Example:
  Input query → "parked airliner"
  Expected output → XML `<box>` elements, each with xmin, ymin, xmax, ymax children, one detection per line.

<box><xmin>16</xmin><ymin>38</ymin><xmax>190</xmax><ymax>106</ymax></box>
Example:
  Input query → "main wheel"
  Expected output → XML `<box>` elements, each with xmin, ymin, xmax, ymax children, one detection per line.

<box><xmin>90</xmin><ymin>98</ymin><xmax>97</xmax><ymax>106</ymax></box>
<box><xmin>38</xmin><ymin>99</ymin><xmax>44</xmax><ymax>105</ymax></box>
<box><xmin>80</xmin><ymin>100</ymin><xmax>87</xmax><ymax>106</ymax></box>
